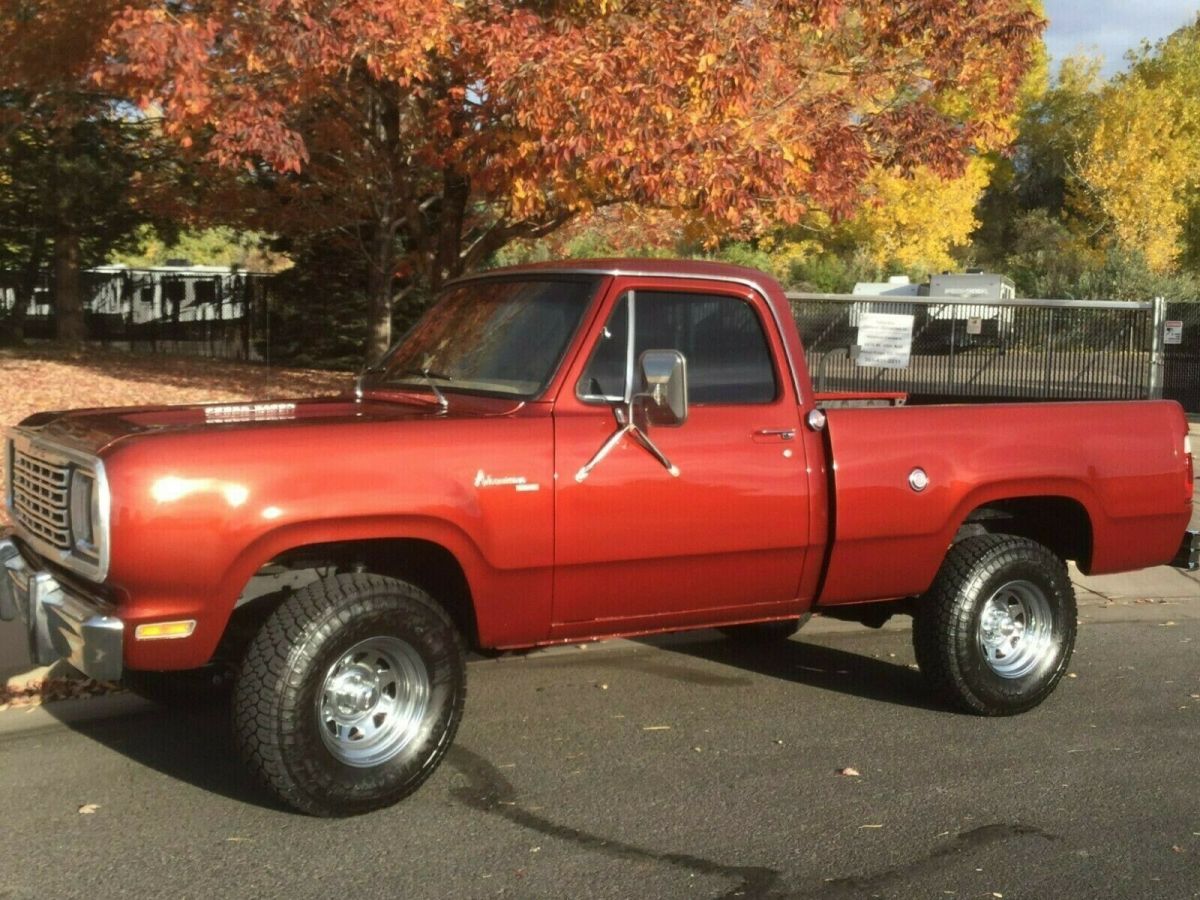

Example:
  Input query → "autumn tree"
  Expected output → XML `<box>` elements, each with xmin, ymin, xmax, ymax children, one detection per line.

<box><xmin>838</xmin><ymin>158</ymin><xmax>993</xmax><ymax>273</ymax></box>
<box><xmin>1077</xmin><ymin>19</ymin><xmax>1200</xmax><ymax>272</ymax></box>
<box><xmin>100</xmin><ymin>0</ymin><xmax>1044</xmax><ymax>361</ymax></box>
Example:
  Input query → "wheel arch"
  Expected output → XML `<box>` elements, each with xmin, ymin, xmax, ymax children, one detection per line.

<box><xmin>274</xmin><ymin>537</ymin><xmax>479</xmax><ymax>648</ymax></box>
<box><xmin>218</xmin><ymin>518</ymin><xmax>487</xmax><ymax>652</ymax></box>
<box><xmin>956</xmin><ymin>494</ymin><xmax>1094</xmax><ymax>570</ymax></box>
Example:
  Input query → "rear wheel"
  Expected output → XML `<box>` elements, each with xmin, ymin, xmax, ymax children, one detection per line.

<box><xmin>913</xmin><ymin>534</ymin><xmax>1076</xmax><ymax>716</ymax></box>
<box><xmin>234</xmin><ymin>574</ymin><xmax>466</xmax><ymax>816</ymax></box>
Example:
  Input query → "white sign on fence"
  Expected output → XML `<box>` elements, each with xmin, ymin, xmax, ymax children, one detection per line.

<box><xmin>1165</xmin><ymin>320</ymin><xmax>1183</xmax><ymax>345</ymax></box>
<box><xmin>856</xmin><ymin>312</ymin><xmax>915</xmax><ymax>369</ymax></box>
<box><xmin>966</xmin><ymin>316</ymin><xmax>983</xmax><ymax>336</ymax></box>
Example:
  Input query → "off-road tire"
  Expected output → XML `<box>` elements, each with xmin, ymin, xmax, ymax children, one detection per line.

<box><xmin>233</xmin><ymin>574</ymin><xmax>466</xmax><ymax>816</ymax></box>
<box><xmin>123</xmin><ymin>666</ymin><xmax>234</xmax><ymax>708</ymax></box>
<box><xmin>913</xmin><ymin>534</ymin><xmax>1076</xmax><ymax>716</ymax></box>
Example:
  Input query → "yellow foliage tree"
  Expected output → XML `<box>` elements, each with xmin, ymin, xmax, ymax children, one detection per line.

<box><xmin>840</xmin><ymin>0</ymin><xmax>1045</xmax><ymax>275</ymax></box>
<box><xmin>1078</xmin><ymin>20</ymin><xmax>1200</xmax><ymax>271</ymax></box>
<box><xmin>845</xmin><ymin>157</ymin><xmax>994</xmax><ymax>273</ymax></box>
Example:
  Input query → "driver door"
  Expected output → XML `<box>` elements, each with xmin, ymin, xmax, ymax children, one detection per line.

<box><xmin>551</xmin><ymin>279</ymin><xmax>811</xmax><ymax>638</ymax></box>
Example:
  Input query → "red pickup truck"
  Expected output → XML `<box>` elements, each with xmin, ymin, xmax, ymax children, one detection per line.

<box><xmin>3</xmin><ymin>259</ymin><xmax>1195</xmax><ymax>816</ymax></box>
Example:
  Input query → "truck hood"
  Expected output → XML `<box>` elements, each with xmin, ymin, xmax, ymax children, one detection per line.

<box><xmin>15</xmin><ymin>392</ymin><xmax>527</xmax><ymax>458</ymax></box>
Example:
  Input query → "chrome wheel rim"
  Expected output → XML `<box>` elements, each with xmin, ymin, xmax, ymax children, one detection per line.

<box><xmin>317</xmin><ymin>636</ymin><xmax>430</xmax><ymax>767</ymax></box>
<box><xmin>976</xmin><ymin>580</ymin><xmax>1055</xmax><ymax>679</ymax></box>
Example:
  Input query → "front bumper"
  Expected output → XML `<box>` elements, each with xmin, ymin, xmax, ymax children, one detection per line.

<box><xmin>0</xmin><ymin>537</ymin><xmax>124</xmax><ymax>681</ymax></box>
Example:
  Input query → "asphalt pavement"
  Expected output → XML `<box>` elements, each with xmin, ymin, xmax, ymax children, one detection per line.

<box><xmin>1</xmin><ymin>594</ymin><xmax>1198</xmax><ymax>900</ymax></box>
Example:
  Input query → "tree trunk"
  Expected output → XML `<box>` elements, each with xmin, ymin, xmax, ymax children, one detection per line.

<box><xmin>365</xmin><ymin>223</ymin><xmax>396</xmax><ymax>365</ymax></box>
<box><xmin>53</xmin><ymin>227</ymin><xmax>85</xmax><ymax>344</ymax></box>
<box><xmin>7</xmin><ymin>232</ymin><xmax>44</xmax><ymax>344</ymax></box>
<box><xmin>432</xmin><ymin>170</ymin><xmax>469</xmax><ymax>291</ymax></box>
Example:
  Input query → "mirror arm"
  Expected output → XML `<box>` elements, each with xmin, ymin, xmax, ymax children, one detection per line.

<box><xmin>627</xmin><ymin>420</ymin><xmax>680</xmax><ymax>477</ymax></box>
<box><xmin>575</xmin><ymin>403</ymin><xmax>680</xmax><ymax>483</ymax></box>
<box><xmin>575</xmin><ymin>423</ymin><xmax>636</xmax><ymax>483</ymax></box>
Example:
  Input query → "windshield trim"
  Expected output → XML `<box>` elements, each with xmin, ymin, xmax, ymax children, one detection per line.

<box><xmin>449</xmin><ymin>266</ymin><xmax>803</xmax><ymax>401</ymax></box>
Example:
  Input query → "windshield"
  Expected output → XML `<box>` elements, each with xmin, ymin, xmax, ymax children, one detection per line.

<box><xmin>371</xmin><ymin>276</ymin><xmax>600</xmax><ymax>399</ymax></box>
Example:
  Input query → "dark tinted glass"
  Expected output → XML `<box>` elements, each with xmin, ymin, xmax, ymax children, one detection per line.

<box><xmin>580</xmin><ymin>291</ymin><xmax>777</xmax><ymax>404</ymax></box>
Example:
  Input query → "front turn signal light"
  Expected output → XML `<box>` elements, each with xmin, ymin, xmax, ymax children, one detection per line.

<box><xmin>134</xmin><ymin>620</ymin><xmax>197</xmax><ymax>640</ymax></box>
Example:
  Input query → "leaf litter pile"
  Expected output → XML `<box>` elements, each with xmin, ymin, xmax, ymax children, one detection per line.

<box><xmin>1</xmin><ymin>671</ymin><xmax>116</xmax><ymax>711</ymax></box>
<box><xmin>0</xmin><ymin>345</ymin><xmax>350</xmax><ymax>706</ymax></box>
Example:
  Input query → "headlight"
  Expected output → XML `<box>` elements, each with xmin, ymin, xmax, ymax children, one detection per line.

<box><xmin>70</xmin><ymin>468</ymin><xmax>98</xmax><ymax>557</ymax></box>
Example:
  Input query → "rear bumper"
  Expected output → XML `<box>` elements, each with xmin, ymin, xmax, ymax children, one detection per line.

<box><xmin>1171</xmin><ymin>529</ymin><xmax>1199</xmax><ymax>571</ymax></box>
<box><xmin>0</xmin><ymin>538</ymin><xmax>124</xmax><ymax>681</ymax></box>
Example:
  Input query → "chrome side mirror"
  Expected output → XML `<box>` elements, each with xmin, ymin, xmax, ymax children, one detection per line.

<box><xmin>575</xmin><ymin>348</ymin><xmax>686</xmax><ymax>483</ymax></box>
<box><xmin>637</xmin><ymin>349</ymin><xmax>688</xmax><ymax>427</ymax></box>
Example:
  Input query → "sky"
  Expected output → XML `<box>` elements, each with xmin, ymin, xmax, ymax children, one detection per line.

<box><xmin>1043</xmin><ymin>0</ymin><xmax>1200</xmax><ymax>76</ymax></box>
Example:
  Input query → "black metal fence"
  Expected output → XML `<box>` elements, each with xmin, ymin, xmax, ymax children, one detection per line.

<box><xmin>1</xmin><ymin>268</ymin><xmax>272</xmax><ymax>360</ymax></box>
<box><xmin>1163</xmin><ymin>302</ymin><xmax>1200</xmax><ymax>412</ymax></box>
<box><xmin>790</xmin><ymin>293</ymin><xmax>1161</xmax><ymax>404</ymax></box>
<box><xmin>5</xmin><ymin>269</ymin><xmax>1199</xmax><ymax>410</ymax></box>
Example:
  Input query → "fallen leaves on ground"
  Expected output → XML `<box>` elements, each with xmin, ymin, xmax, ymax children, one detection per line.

<box><xmin>77</xmin><ymin>804</ymin><xmax>100</xmax><ymax>815</ymax></box>
<box><xmin>837</xmin><ymin>766</ymin><xmax>861</xmax><ymax>776</ymax></box>
<box><xmin>1</xmin><ymin>674</ymin><xmax>116</xmax><ymax>709</ymax></box>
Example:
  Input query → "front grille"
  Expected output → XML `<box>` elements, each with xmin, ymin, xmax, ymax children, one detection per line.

<box><xmin>11</xmin><ymin>446</ymin><xmax>71</xmax><ymax>549</ymax></box>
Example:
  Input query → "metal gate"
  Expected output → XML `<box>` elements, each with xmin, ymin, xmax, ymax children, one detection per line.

<box><xmin>788</xmin><ymin>292</ymin><xmax>1159</xmax><ymax>403</ymax></box>
<box><xmin>1163</xmin><ymin>302</ymin><xmax>1200</xmax><ymax>412</ymax></box>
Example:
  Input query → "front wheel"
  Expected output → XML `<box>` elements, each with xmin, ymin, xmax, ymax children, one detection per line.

<box><xmin>234</xmin><ymin>574</ymin><xmax>466</xmax><ymax>816</ymax></box>
<box><xmin>913</xmin><ymin>534</ymin><xmax>1076</xmax><ymax>716</ymax></box>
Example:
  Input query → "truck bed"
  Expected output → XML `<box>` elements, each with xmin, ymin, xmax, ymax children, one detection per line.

<box><xmin>816</xmin><ymin>400</ymin><xmax>1192</xmax><ymax>605</ymax></box>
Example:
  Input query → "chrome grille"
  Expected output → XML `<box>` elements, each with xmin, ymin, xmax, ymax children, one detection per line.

<box><xmin>11</xmin><ymin>446</ymin><xmax>71</xmax><ymax>549</ymax></box>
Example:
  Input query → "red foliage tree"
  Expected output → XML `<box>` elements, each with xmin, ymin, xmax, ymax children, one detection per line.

<box><xmin>102</xmin><ymin>1</ymin><xmax>1043</xmax><ymax>360</ymax></box>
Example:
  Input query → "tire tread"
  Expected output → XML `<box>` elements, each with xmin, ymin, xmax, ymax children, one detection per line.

<box><xmin>913</xmin><ymin>534</ymin><xmax>1075</xmax><ymax>716</ymax></box>
<box><xmin>233</xmin><ymin>573</ymin><xmax>465</xmax><ymax>816</ymax></box>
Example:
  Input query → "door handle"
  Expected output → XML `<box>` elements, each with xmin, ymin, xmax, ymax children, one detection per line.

<box><xmin>753</xmin><ymin>428</ymin><xmax>796</xmax><ymax>442</ymax></box>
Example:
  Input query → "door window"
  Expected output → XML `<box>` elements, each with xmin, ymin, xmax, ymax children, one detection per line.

<box><xmin>579</xmin><ymin>291</ymin><xmax>777</xmax><ymax>404</ymax></box>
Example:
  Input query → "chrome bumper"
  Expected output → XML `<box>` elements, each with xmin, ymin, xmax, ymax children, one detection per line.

<box><xmin>0</xmin><ymin>537</ymin><xmax>124</xmax><ymax>681</ymax></box>
<box><xmin>1171</xmin><ymin>530</ymin><xmax>1199</xmax><ymax>571</ymax></box>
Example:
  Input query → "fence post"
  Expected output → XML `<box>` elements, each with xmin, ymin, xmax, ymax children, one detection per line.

<box><xmin>1043</xmin><ymin>308</ymin><xmax>1054</xmax><ymax>398</ymax></box>
<box><xmin>1149</xmin><ymin>296</ymin><xmax>1166</xmax><ymax>399</ymax></box>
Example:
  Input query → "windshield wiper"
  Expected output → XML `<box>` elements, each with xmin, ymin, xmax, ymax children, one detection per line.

<box><xmin>354</xmin><ymin>363</ymin><xmax>386</xmax><ymax>401</ymax></box>
<box><xmin>392</xmin><ymin>367</ymin><xmax>453</xmax><ymax>411</ymax></box>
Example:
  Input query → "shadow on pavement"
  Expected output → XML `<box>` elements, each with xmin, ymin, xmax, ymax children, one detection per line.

<box><xmin>47</xmin><ymin>699</ymin><xmax>288</xmax><ymax>812</ymax></box>
<box><xmin>43</xmin><ymin>630</ymin><xmax>943</xmax><ymax>810</ymax></box>
<box><xmin>636</xmin><ymin>630</ymin><xmax>947</xmax><ymax>713</ymax></box>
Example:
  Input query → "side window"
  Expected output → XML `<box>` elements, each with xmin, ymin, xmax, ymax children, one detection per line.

<box><xmin>579</xmin><ymin>291</ymin><xmax>777</xmax><ymax>404</ymax></box>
